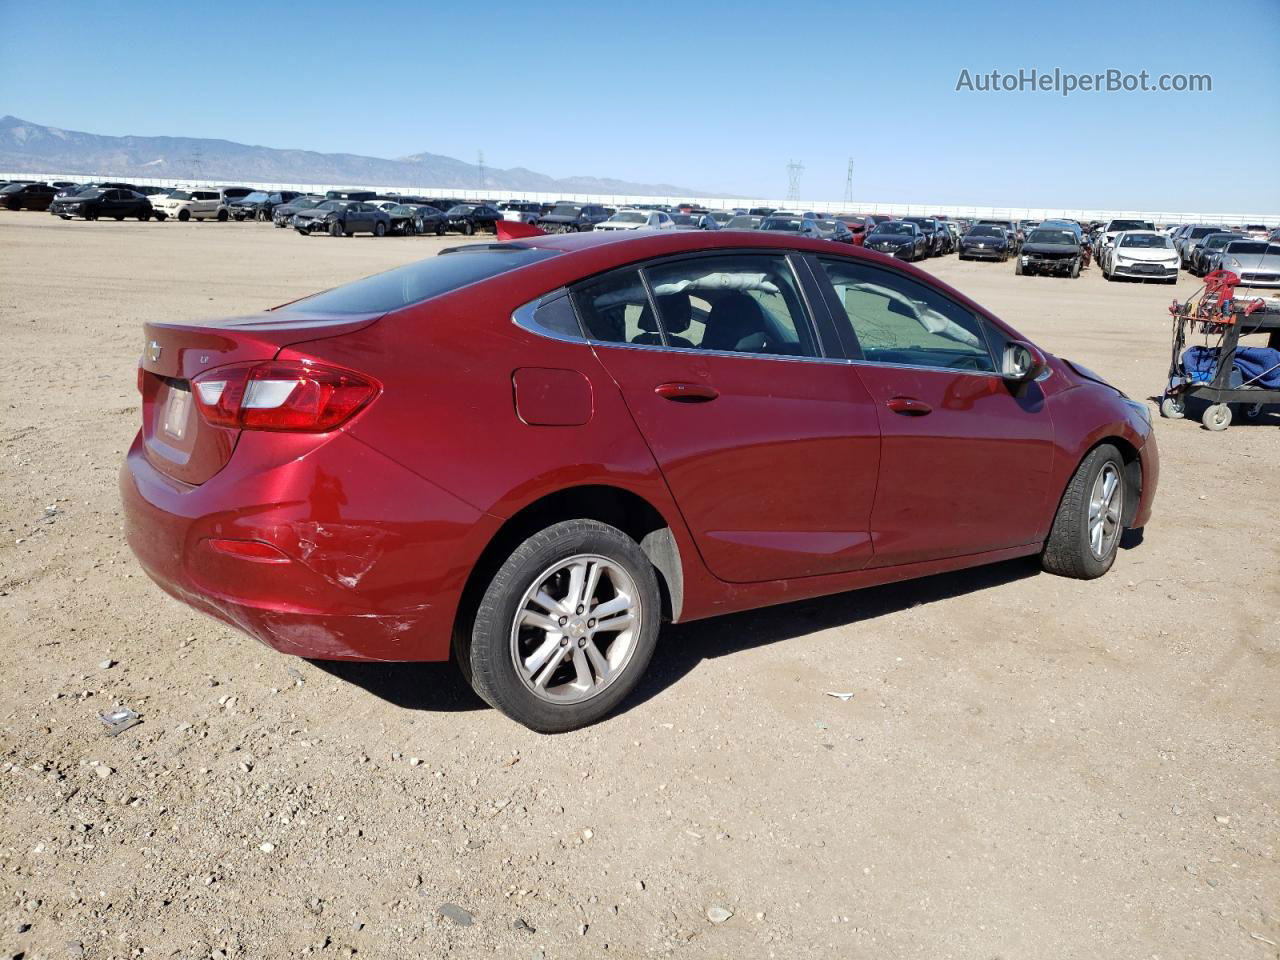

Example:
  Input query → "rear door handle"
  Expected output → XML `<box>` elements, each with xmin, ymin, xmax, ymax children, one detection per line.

<box><xmin>655</xmin><ymin>382</ymin><xmax>719</xmax><ymax>403</ymax></box>
<box><xmin>886</xmin><ymin>396</ymin><xmax>932</xmax><ymax>416</ymax></box>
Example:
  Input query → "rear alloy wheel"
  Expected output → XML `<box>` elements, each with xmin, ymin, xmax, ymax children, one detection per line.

<box><xmin>373</xmin><ymin>221</ymin><xmax>386</xmax><ymax>237</ymax></box>
<box><xmin>1042</xmin><ymin>444</ymin><xmax>1127</xmax><ymax>579</ymax></box>
<box><xmin>1201</xmin><ymin>403</ymin><xmax>1231</xmax><ymax>432</ymax></box>
<box><xmin>464</xmin><ymin>519</ymin><xmax>660</xmax><ymax>733</ymax></box>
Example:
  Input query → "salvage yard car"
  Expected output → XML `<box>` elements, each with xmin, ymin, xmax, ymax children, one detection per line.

<box><xmin>292</xmin><ymin>199</ymin><xmax>392</xmax><ymax>237</ymax></box>
<box><xmin>1101</xmin><ymin>231</ymin><xmax>1180</xmax><ymax>283</ymax></box>
<box><xmin>537</xmin><ymin>202</ymin><xmax>611</xmax><ymax>233</ymax></box>
<box><xmin>595</xmin><ymin>209</ymin><xmax>676</xmax><ymax>231</ymax></box>
<box><xmin>1016</xmin><ymin>227</ymin><xmax>1083</xmax><ymax>278</ymax></box>
<box><xmin>1212</xmin><ymin>239</ymin><xmax>1280</xmax><ymax>288</ymax></box>
<box><xmin>50</xmin><ymin>187</ymin><xmax>153</xmax><ymax>221</ymax></box>
<box><xmin>863</xmin><ymin>220</ymin><xmax>928</xmax><ymax>259</ymax></box>
<box><xmin>121</xmin><ymin>229</ymin><xmax>1159</xmax><ymax>733</ymax></box>
<box><xmin>958</xmin><ymin>225</ymin><xmax>1011</xmax><ymax>261</ymax></box>
<box><xmin>0</xmin><ymin>181</ymin><xmax>57</xmax><ymax>210</ymax></box>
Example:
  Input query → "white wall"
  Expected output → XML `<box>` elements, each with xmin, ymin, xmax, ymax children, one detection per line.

<box><xmin>5</xmin><ymin>170</ymin><xmax>1276</xmax><ymax>227</ymax></box>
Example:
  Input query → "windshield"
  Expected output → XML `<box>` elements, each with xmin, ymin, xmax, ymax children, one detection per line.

<box><xmin>1109</xmin><ymin>220</ymin><xmax>1149</xmax><ymax>231</ymax></box>
<box><xmin>241</xmin><ymin>192</ymin><xmax>269</xmax><ymax>203</ymax></box>
<box><xmin>726</xmin><ymin>217</ymin><xmax>760</xmax><ymax>228</ymax></box>
<box><xmin>760</xmin><ymin>218</ymin><xmax>803</xmax><ymax>231</ymax></box>
<box><xmin>1225</xmin><ymin>241</ymin><xmax>1274</xmax><ymax>256</ymax></box>
<box><xmin>281</xmin><ymin>247</ymin><xmax>561</xmax><ymax>315</ymax></box>
<box><xmin>968</xmin><ymin>226</ymin><xmax>1003</xmax><ymax>238</ymax></box>
<box><xmin>1119</xmin><ymin>234</ymin><xmax>1172</xmax><ymax>248</ymax></box>
<box><xmin>315</xmin><ymin>200</ymin><xmax>344</xmax><ymax>211</ymax></box>
<box><xmin>292</xmin><ymin>197</ymin><xmax>321</xmax><ymax>209</ymax></box>
<box><xmin>871</xmin><ymin>222</ymin><xmax>912</xmax><ymax>235</ymax></box>
<box><xmin>550</xmin><ymin>205</ymin><xmax>581</xmax><ymax>216</ymax></box>
<box><xmin>1189</xmin><ymin>227</ymin><xmax>1221</xmax><ymax>239</ymax></box>
<box><xmin>610</xmin><ymin>212</ymin><xmax>646</xmax><ymax>223</ymax></box>
<box><xmin>447</xmin><ymin>205</ymin><xmax>476</xmax><ymax>215</ymax></box>
<box><xmin>1028</xmin><ymin>229</ymin><xmax>1078</xmax><ymax>245</ymax></box>
<box><xmin>0</xmin><ymin>183</ymin><xmax>27</xmax><ymax>194</ymax></box>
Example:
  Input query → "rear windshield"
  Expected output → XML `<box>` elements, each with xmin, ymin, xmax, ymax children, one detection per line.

<box><xmin>279</xmin><ymin>246</ymin><xmax>560</xmax><ymax>315</ymax></box>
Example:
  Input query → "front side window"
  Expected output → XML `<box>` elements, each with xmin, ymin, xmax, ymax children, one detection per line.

<box><xmin>817</xmin><ymin>258</ymin><xmax>995</xmax><ymax>372</ymax></box>
<box><xmin>642</xmin><ymin>255</ymin><xmax>818</xmax><ymax>357</ymax></box>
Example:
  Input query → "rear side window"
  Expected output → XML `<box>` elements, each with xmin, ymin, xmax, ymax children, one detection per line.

<box><xmin>280</xmin><ymin>247</ymin><xmax>560</xmax><ymax>315</ymax></box>
<box><xmin>817</xmin><ymin>258</ymin><xmax>995</xmax><ymax>372</ymax></box>
<box><xmin>573</xmin><ymin>269</ymin><xmax>652</xmax><ymax>345</ymax></box>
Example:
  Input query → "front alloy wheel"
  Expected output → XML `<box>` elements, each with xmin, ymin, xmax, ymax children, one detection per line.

<box><xmin>1042</xmin><ymin>443</ymin><xmax>1127</xmax><ymax>579</ymax></box>
<box><xmin>463</xmin><ymin>519</ymin><xmax>661</xmax><ymax>732</ymax></box>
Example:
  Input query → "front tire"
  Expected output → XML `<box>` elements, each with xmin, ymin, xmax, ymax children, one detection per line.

<box><xmin>373</xmin><ymin>221</ymin><xmax>386</xmax><ymax>237</ymax></box>
<box><xmin>463</xmin><ymin>221</ymin><xmax>475</xmax><ymax>235</ymax></box>
<box><xmin>216</xmin><ymin>209</ymin><xmax>228</xmax><ymax>222</ymax></box>
<box><xmin>1041</xmin><ymin>444</ymin><xmax>1127</xmax><ymax>580</ymax></box>
<box><xmin>177</xmin><ymin>209</ymin><xmax>190</xmax><ymax>222</ymax></box>
<box><xmin>463</xmin><ymin>519</ymin><xmax>661</xmax><ymax>733</ymax></box>
<box><xmin>330</xmin><ymin>219</ymin><xmax>344</xmax><ymax>238</ymax></box>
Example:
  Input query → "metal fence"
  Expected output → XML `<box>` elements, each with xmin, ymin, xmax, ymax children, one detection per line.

<box><xmin>4</xmin><ymin>170</ymin><xmax>1276</xmax><ymax>227</ymax></box>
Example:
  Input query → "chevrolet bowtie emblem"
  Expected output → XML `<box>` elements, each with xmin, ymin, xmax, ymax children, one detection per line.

<box><xmin>146</xmin><ymin>340</ymin><xmax>162</xmax><ymax>362</ymax></box>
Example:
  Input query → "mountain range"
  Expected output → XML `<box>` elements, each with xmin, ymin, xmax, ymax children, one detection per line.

<box><xmin>0</xmin><ymin>115</ymin><xmax>713</xmax><ymax>197</ymax></box>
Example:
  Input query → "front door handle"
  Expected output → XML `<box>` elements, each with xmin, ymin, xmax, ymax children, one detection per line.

<box><xmin>886</xmin><ymin>396</ymin><xmax>932</xmax><ymax>416</ymax></box>
<box><xmin>655</xmin><ymin>382</ymin><xmax>719</xmax><ymax>403</ymax></box>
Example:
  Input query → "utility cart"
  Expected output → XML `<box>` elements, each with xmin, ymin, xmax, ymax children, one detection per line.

<box><xmin>1160</xmin><ymin>270</ymin><xmax>1280</xmax><ymax>431</ymax></box>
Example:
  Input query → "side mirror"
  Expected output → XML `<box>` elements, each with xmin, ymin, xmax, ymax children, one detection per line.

<box><xmin>1002</xmin><ymin>340</ymin><xmax>1047</xmax><ymax>382</ymax></box>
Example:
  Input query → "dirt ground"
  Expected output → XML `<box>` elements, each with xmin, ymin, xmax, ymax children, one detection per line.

<box><xmin>1</xmin><ymin>214</ymin><xmax>1277</xmax><ymax>960</ymax></box>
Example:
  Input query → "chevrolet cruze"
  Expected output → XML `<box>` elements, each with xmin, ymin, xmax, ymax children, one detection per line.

<box><xmin>121</xmin><ymin>230</ymin><xmax>1158</xmax><ymax>732</ymax></box>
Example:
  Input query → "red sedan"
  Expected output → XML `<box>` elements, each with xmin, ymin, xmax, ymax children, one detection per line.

<box><xmin>121</xmin><ymin>230</ymin><xmax>1158</xmax><ymax>732</ymax></box>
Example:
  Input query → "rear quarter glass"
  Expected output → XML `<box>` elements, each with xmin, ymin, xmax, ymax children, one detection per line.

<box><xmin>278</xmin><ymin>247</ymin><xmax>561</xmax><ymax>315</ymax></box>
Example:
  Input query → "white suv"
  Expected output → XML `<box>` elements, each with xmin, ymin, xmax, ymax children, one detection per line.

<box><xmin>157</xmin><ymin>186</ymin><xmax>253</xmax><ymax>222</ymax></box>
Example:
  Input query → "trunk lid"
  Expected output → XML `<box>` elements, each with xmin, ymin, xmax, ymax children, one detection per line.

<box><xmin>138</xmin><ymin>310</ymin><xmax>381</xmax><ymax>485</ymax></box>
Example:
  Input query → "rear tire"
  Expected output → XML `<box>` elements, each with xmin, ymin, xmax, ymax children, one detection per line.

<box><xmin>463</xmin><ymin>519</ymin><xmax>661</xmax><ymax>733</ymax></box>
<box><xmin>1041</xmin><ymin>444</ymin><xmax>1127</xmax><ymax>580</ymax></box>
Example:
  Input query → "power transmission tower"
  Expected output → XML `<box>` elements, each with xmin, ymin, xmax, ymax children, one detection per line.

<box><xmin>844</xmin><ymin>157</ymin><xmax>854</xmax><ymax>205</ymax></box>
<box><xmin>476</xmin><ymin>149</ymin><xmax>486</xmax><ymax>193</ymax></box>
<box><xmin>189</xmin><ymin>149</ymin><xmax>204</xmax><ymax>183</ymax></box>
<box><xmin>786</xmin><ymin>160</ymin><xmax>803</xmax><ymax>202</ymax></box>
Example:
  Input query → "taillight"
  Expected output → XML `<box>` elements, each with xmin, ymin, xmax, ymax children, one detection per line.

<box><xmin>191</xmin><ymin>360</ymin><xmax>378</xmax><ymax>432</ymax></box>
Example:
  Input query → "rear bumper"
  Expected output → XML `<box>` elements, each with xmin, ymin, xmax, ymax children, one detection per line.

<box><xmin>120</xmin><ymin>429</ymin><xmax>500</xmax><ymax>661</ymax></box>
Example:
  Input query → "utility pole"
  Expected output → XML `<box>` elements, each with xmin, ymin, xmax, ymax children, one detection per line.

<box><xmin>844</xmin><ymin>157</ymin><xmax>854</xmax><ymax>206</ymax></box>
<box><xmin>476</xmin><ymin>149</ymin><xmax>486</xmax><ymax>194</ymax></box>
<box><xmin>189</xmin><ymin>149</ymin><xmax>204</xmax><ymax>183</ymax></box>
<box><xmin>786</xmin><ymin>159</ymin><xmax>803</xmax><ymax>203</ymax></box>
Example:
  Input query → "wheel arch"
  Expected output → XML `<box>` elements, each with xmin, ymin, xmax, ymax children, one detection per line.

<box><xmin>452</xmin><ymin>484</ymin><xmax>685</xmax><ymax>656</ymax></box>
<box><xmin>1057</xmin><ymin>435</ymin><xmax>1143</xmax><ymax>530</ymax></box>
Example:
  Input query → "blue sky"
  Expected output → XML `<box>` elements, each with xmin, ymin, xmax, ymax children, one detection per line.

<box><xmin>2</xmin><ymin>0</ymin><xmax>1277</xmax><ymax>210</ymax></box>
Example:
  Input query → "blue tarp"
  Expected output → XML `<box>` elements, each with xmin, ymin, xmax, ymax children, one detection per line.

<box><xmin>1184</xmin><ymin>345</ymin><xmax>1280</xmax><ymax>388</ymax></box>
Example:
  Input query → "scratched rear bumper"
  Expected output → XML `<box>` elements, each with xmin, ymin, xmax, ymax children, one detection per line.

<box><xmin>120</xmin><ymin>429</ymin><xmax>500</xmax><ymax>661</ymax></box>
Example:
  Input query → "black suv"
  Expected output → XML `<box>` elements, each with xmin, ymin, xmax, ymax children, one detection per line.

<box><xmin>536</xmin><ymin>202</ymin><xmax>611</xmax><ymax>233</ymax></box>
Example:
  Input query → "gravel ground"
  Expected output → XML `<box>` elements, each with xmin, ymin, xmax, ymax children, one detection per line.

<box><xmin>1</xmin><ymin>214</ymin><xmax>1277</xmax><ymax>960</ymax></box>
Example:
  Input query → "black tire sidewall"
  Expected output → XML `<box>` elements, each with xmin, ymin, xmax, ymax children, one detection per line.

<box><xmin>1043</xmin><ymin>444</ymin><xmax>1126</xmax><ymax>579</ymax></box>
<box><xmin>467</xmin><ymin>520</ymin><xmax>661</xmax><ymax>733</ymax></box>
